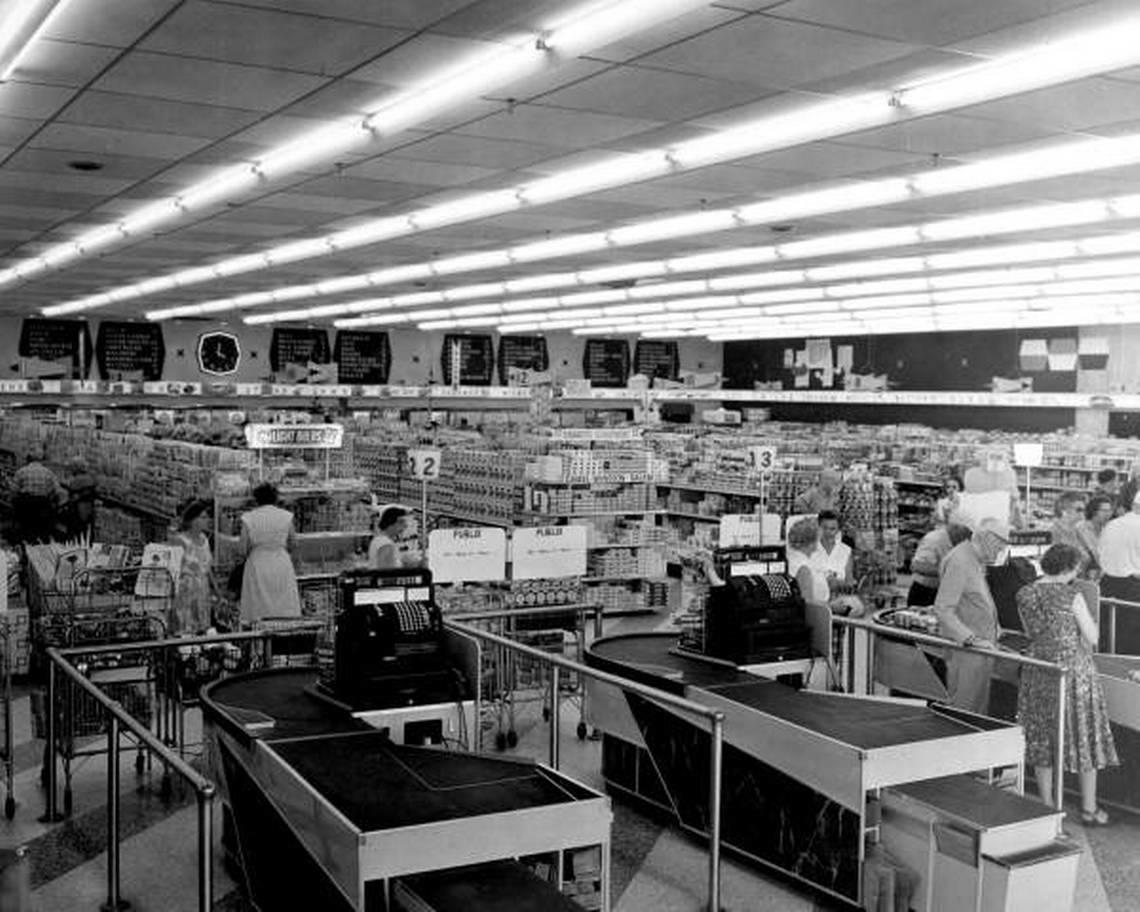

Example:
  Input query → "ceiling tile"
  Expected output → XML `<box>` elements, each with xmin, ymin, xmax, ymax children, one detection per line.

<box><xmin>230</xmin><ymin>0</ymin><xmax>474</xmax><ymax>31</ymax></box>
<box><xmin>391</xmin><ymin>132</ymin><xmax>566</xmax><ymax>170</ymax></box>
<box><xmin>0</xmin><ymin>117</ymin><xmax>40</xmax><ymax>148</ymax></box>
<box><xmin>641</xmin><ymin>14</ymin><xmax>921</xmax><ymax>89</ymax></box>
<box><xmin>293</xmin><ymin>174</ymin><xmax>436</xmax><ymax>204</ymax></box>
<box><xmin>455</xmin><ymin>103</ymin><xmax>662</xmax><ymax>149</ymax></box>
<box><xmin>967</xmin><ymin>76</ymin><xmax>1140</xmax><ymax>134</ymax></box>
<box><xmin>141</xmin><ymin>1</ymin><xmax>410</xmax><ymax>76</ymax></box>
<box><xmin>92</xmin><ymin>51</ymin><xmax>327</xmax><ymax>111</ymax></box>
<box><xmin>4</xmin><ymin>146</ymin><xmax>172</xmax><ymax>182</ymax></box>
<box><xmin>0</xmin><ymin>82</ymin><xmax>77</xmax><ymax>120</ymax></box>
<box><xmin>44</xmin><ymin>0</ymin><xmax>181</xmax><ymax>48</ymax></box>
<box><xmin>843</xmin><ymin>112</ymin><xmax>1057</xmax><ymax>159</ymax></box>
<box><xmin>31</xmin><ymin>122</ymin><xmax>211</xmax><ymax>161</ymax></box>
<box><xmin>0</xmin><ymin>169</ymin><xmax>134</xmax><ymax>196</ymax></box>
<box><xmin>58</xmin><ymin>90</ymin><xmax>262</xmax><ymax>140</ymax></box>
<box><xmin>351</xmin><ymin>33</ymin><xmax>512</xmax><ymax>88</ymax></box>
<box><xmin>736</xmin><ymin>140</ymin><xmax>926</xmax><ymax>179</ymax></box>
<box><xmin>345</xmin><ymin>157</ymin><xmax>504</xmax><ymax>187</ymax></box>
<box><xmin>538</xmin><ymin>65</ymin><xmax>769</xmax><ymax>122</ymax></box>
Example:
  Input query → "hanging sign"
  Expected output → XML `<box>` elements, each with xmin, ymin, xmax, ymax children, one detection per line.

<box><xmin>243</xmin><ymin>423</ymin><xmax>344</xmax><ymax>449</ymax></box>
<box><xmin>428</xmin><ymin>527</ymin><xmax>507</xmax><ymax>583</ymax></box>
<box><xmin>511</xmin><ymin>525</ymin><xmax>588</xmax><ymax>580</ymax></box>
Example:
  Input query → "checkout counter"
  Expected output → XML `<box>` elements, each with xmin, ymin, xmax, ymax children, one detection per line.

<box><xmin>201</xmin><ymin>569</ymin><xmax>612</xmax><ymax>912</ymax></box>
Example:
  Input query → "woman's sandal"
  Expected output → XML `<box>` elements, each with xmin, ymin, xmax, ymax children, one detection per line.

<box><xmin>1080</xmin><ymin>807</ymin><xmax>1111</xmax><ymax>826</ymax></box>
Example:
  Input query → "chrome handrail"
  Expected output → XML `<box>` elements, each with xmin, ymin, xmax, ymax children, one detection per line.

<box><xmin>445</xmin><ymin>617</ymin><xmax>726</xmax><ymax>912</ymax></box>
<box><xmin>833</xmin><ymin>615</ymin><xmax>1068</xmax><ymax>808</ymax></box>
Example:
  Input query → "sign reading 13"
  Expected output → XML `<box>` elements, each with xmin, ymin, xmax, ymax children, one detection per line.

<box><xmin>749</xmin><ymin>446</ymin><xmax>777</xmax><ymax>473</ymax></box>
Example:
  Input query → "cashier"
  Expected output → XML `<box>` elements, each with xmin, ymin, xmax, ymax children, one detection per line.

<box><xmin>810</xmin><ymin>510</ymin><xmax>853</xmax><ymax>592</ymax></box>
<box><xmin>369</xmin><ymin>507</ymin><xmax>413</xmax><ymax>570</ymax></box>
<box><xmin>932</xmin><ymin>517</ymin><xmax>1010</xmax><ymax>714</ymax></box>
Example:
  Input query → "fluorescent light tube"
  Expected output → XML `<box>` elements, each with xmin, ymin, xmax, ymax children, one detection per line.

<box><xmin>0</xmin><ymin>0</ymin><xmax>73</xmax><ymax>81</ymax></box>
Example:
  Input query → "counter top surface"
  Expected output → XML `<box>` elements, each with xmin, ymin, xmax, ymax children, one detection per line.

<box><xmin>893</xmin><ymin>775</ymin><xmax>1061</xmax><ymax>829</ymax></box>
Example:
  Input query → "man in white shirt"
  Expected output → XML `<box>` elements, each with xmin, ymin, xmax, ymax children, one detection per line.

<box><xmin>810</xmin><ymin>510</ymin><xmax>853</xmax><ymax>592</ymax></box>
<box><xmin>1098</xmin><ymin>489</ymin><xmax>1140</xmax><ymax>652</ymax></box>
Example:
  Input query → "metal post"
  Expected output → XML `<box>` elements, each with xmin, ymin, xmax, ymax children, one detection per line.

<box><xmin>421</xmin><ymin>478</ymin><xmax>429</xmax><ymax>551</ymax></box>
<box><xmin>549</xmin><ymin>666</ymin><xmax>561</xmax><ymax>770</ymax></box>
<box><xmin>1054</xmin><ymin>670</ymin><xmax>1067</xmax><ymax>811</ymax></box>
<box><xmin>707</xmin><ymin>713</ymin><xmax>724</xmax><ymax>912</ymax></box>
<box><xmin>197</xmin><ymin>787</ymin><xmax>215</xmax><ymax>912</ymax></box>
<box><xmin>102</xmin><ymin>714</ymin><xmax>128</xmax><ymax>911</ymax></box>
<box><xmin>1109</xmin><ymin>601</ymin><xmax>1117</xmax><ymax>654</ymax></box>
<box><xmin>43</xmin><ymin>660</ymin><xmax>59</xmax><ymax>821</ymax></box>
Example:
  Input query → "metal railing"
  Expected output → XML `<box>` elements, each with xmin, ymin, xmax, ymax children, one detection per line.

<box><xmin>1099</xmin><ymin>595</ymin><xmax>1140</xmax><ymax>653</ymax></box>
<box><xmin>445</xmin><ymin>617</ymin><xmax>726</xmax><ymax>912</ymax></box>
<box><xmin>833</xmin><ymin>615</ymin><xmax>1068</xmax><ymax>808</ymax></box>
<box><xmin>45</xmin><ymin>646</ymin><xmax>216</xmax><ymax>912</ymax></box>
<box><xmin>42</xmin><ymin>627</ymin><xmax>315</xmax><ymax>911</ymax></box>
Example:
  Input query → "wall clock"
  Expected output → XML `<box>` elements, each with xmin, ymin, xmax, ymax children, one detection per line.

<box><xmin>197</xmin><ymin>331</ymin><xmax>241</xmax><ymax>375</ymax></box>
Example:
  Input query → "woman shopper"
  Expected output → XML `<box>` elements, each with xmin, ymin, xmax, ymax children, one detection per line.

<box><xmin>169</xmin><ymin>499</ymin><xmax>219</xmax><ymax>635</ymax></box>
<box><xmin>1016</xmin><ymin>543</ymin><xmax>1118</xmax><ymax>825</ymax></box>
<box><xmin>238</xmin><ymin>482</ymin><xmax>301</xmax><ymax>625</ymax></box>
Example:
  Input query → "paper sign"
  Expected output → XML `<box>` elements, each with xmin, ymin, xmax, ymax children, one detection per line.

<box><xmin>719</xmin><ymin>514</ymin><xmax>762</xmax><ymax>548</ymax></box>
<box><xmin>244</xmin><ymin>423</ymin><xmax>344</xmax><ymax>449</ymax></box>
<box><xmin>1012</xmin><ymin>443</ymin><xmax>1044</xmax><ymax>467</ymax></box>
<box><xmin>511</xmin><ymin>525</ymin><xmax>588</xmax><ymax>580</ymax></box>
<box><xmin>429</xmin><ymin>528</ymin><xmax>507</xmax><ymax>583</ymax></box>
<box><xmin>409</xmin><ymin>448</ymin><xmax>443</xmax><ymax>480</ymax></box>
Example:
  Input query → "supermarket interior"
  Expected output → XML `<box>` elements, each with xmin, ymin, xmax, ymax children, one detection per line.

<box><xmin>9</xmin><ymin>1</ymin><xmax>1140</xmax><ymax>910</ymax></box>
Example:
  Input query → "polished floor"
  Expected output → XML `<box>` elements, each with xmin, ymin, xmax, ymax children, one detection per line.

<box><xmin>1</xmin><ymin>616</ymin><xmax>1137</xmax><ymax>911</ymax></box>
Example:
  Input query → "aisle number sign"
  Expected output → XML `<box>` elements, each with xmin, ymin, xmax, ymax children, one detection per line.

<box><xmin>409</xmin><ymin>448</ymin><xmax>443</xmax><ymax>480</ymax></box>
<box><xmin>749</xmin><ymin>446</ymin><xmax>777</xmax><ymax>473</ymax></box>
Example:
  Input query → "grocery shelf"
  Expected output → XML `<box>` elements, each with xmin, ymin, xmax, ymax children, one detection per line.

<box><xmin>664</xmin><ymin>510</ymin><xmax>722</xmax><ymax>522</ymax></box>
<box><xmin>657</xmin><ymin>480</ymin><xmax>762</xmax><ymax>498</ymax></box>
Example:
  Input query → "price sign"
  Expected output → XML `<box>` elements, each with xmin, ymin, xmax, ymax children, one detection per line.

<box><xmin>511</xmin><ymin>525</ymin><xmax>588</xmax><ymax>580</ymax></box>
<box><xmin>409</xmin><ymin>448</ymin><xmax>443</xmax><ymax>480</ymax></box>
<box><xmin>429</xmin><ymin>528</ymin><xmax>507</xmax><ymax>583</ymax></box>
<box><xmin>749</xmin><ymin>446</ymin><xmax>777</xmax><ymax>473</ymax></box>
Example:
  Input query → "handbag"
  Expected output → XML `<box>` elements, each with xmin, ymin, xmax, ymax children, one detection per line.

<box><xmin>226</xmin><ymin>560</ymin><xmax>245</xmax><ymax>596</ymax></box>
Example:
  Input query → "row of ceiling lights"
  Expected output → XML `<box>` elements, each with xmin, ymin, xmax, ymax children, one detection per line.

<box><xmin>20</xmin><ymin>6</ymin><xmax>1140</xmax><ymax>326</ymax></box>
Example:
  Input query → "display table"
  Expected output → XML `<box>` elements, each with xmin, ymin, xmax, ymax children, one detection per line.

<box><xmin>202</xmin><ymin>668</ymin><xmax>612</xmax><ymax>912</ymax></box>
<box><xmin>585</xmin><ymin>632</ymin><xmax>1068</xmax><ymax>909</ymax></box>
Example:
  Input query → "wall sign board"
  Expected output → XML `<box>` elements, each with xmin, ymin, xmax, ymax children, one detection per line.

<box><xmin>634</xmin><ymin>340</ymin><xmax>679</xmax><ymax>381</ymax></box>
<box><xmin>497</xmin><ymin>335</ymin><xmax>549</xmax><ymax>383</ymax></box>
<box><xmin>441</xmin><ymin>334</ymin><xmax>494</xmax><ymax>385</ymax></box>
<box><xmin>95</xmin><ymin>321</ymin><xmax>165</xmax><ymax>381</ymax></box>
<box><xmin>334</xmin><ymin>330</ymin><xmax>391</xmax><ymax>384</ymax></box>
<box><xmin>18</xmin><ymin>318</ymin><xmax>94</xmax><ymax>378</ymax></box>
<box><xmin>582</xmin><ymin>339</ymin><xmax>630</xmax><ymax>388</ymax></box>
<box><xmin>269</xmin><ymin>328</ymin><xmax>331</xmax><ymax>372</ymax></box>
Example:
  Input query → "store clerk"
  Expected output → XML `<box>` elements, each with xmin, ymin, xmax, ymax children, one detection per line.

<box><xmin>368</xmin><ymin>506</ymin><xmax>424</xmax><ymax>570</ymax></box>
<box><xmin>810</xmin><ymin>510</ymin><xmax>854</xmax><ymax>592</ymax></box>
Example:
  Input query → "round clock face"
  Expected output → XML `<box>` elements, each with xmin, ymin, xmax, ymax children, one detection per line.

<box><xmin>197</xmin><ymin>331</ymin><xmax>241</xmax><ymax>376</ymax></box>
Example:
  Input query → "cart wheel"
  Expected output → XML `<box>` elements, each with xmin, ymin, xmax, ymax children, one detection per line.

<box><xmin>135</xmin><ymin>752</ymin><xmax>145</xmax><ymax>775</ymax></box>
<box><xmin>160</xmin><ymin>772</ymin><xmax>173</xmax><ymax>801</ymax></box>
<box><xmin>577</xmin><ymin>722</ymin><xmax>588</xmax><ymax>740</ymax></box>
<box><xmin>494</xmin><ymin>732</ymin><xmax>507</xmax><ymax>752</ymax></box>
<box><xmin>5</xmin><ymin>796</ymin><xmax>15</xmax><ymax>819</ymax></box>
<box><xmin>506</xmin><ymin>729</ymin><xmax>518</xmax><ymax>749</ymax></box>
<box><xmin>63</xmin><ymin>787</ymin><xmax>73</xmax><ymax>816</ymax></box>
<box><xmin>542</xmin><ymin>706</ymin><xmax>550</xmax><ymax>722</ymax></box>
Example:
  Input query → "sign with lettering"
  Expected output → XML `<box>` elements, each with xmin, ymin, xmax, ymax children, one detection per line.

<box><xmin>511</xmin><ymin>525</ymin><xmax>587</xmax><ymax>580</ymax></box>
<box><xmin>243</xmin><ymin>423</ymin><xmax>344</xmax><ymax>449</ymax></box>
<box><xmin>441</xmin><ymin>334</ymin><xmax>494</xmax><ymax>386</ymax></box>
<box><xmin>269</xmin><ymin>327</ymin><xmax>331</xmax><ymax>373</ymax></box>
<box><xmin>634</xmin><ymin>339</ymin><xmax>679</xmax><ymax>381</ymax></box>
<box><xmin>18</xmin><ymin>318</ymin><xmax>93</xmax><ymax>378</ymax></box>
<box><xmin>497</xmin><ymin>335</ymin><xmax>549</xmax><ymax>383</ymax></box>
<box><xmin>95</xmin><ymin>321</ymin><xmax>165</xmax><ymax>381</ymax></box>
<box><xmin>719</xmin><ymin>514</ymin><xmax>783</xmax><ymax>548</ymax></box>
<box><xmin>428</xmin><ymin>527</ymin><xmax>507</xmax><ymax>583</ymax></box>
<box><xmin>334</xmin><ymin>330</ymin><xmax>391</xmax><ymax>384</ymax></box>
<box><xmin>582</xmin><ymin>339</ymin><xmax>630</xmax><ymax>388</ymax></box>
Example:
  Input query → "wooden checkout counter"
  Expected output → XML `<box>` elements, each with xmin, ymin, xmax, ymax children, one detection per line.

<box><xmin>585</xmin><ymin>632</ymin><xmax>1080</xmax><ymax>911</ymax></box>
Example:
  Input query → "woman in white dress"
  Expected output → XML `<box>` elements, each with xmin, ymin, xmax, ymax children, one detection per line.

<box><xmin>239</xmin><ymin>482</ymin><xmax>300</xmax><ymax>624</ymax></box>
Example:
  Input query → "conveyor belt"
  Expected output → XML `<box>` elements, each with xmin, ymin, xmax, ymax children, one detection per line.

<box><xmin>269</xmin><ymin>731</ymin><xmax>595</xmax><ymax>831</ymax></box>
<box><xmin>587</xmin><ymin>632</ymin><xmax>763</xmax><ymax>693</ymax></box>
<box><xmin>701</xmin><ymin>680</ymin><xmax>982</xmax><ymax>749</ymax></box>
<box><xmin>893</xmin><ymin>775</ymin><xmax>1058</xmax><ymax>829</ymax></box>
<box><xmin>204</xmin><ymin>668</ymin><xmax>361</xmax><ymax>744</ymax></box>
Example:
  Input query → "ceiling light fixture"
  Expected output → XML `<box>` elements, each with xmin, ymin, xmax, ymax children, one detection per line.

<box><xmin>0</xmin><ymin>0</ymin><xmax>73</xmax><ymax>81</ymax></box>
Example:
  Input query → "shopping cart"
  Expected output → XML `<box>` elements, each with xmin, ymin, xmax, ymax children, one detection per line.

<box><xmin>33</xmin><ymin>566</ymin><xmax>171</xmax><ymax>816</ymax></box>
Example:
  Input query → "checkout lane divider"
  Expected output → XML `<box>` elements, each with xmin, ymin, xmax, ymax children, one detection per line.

<box><xmin>832</xmin><ymin>615</ymin><xmax>1068</xmax><ymax>809</ymax></box>
<box><xmin>44</xmin><ymin>645</ymin><xmax>217</xmax><ymax>912</ymax></box>
<box><xmin>443</xmin><ymin>617</ymin><xmax>726</xmax><ymax>912</ymax></box>
<box><xmin>43</xmin><ymin>628</ymin><xmax>313</xmax><ymax>912</ymax></box>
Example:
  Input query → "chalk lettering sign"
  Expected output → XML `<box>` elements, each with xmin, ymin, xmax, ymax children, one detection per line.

<box><xmin>441</xmin><ymin>334</ymin><xmax>494</xmax><ymax>386</ymax></box>
<box><xmin>497</xmin><ymin>335</ymin><xmax>549</xmax><ymax>383</ymax></box>
<box><xmin>333</xmin><ymin>330</ymin><xmax>391</xmax><ymax>384</ymax></box>
<box><xmin>634</xmin><ymin>340</ymin><xmax>680</xmax><ymax>381</ymax></box>
<box><xmin>18</xmin><ymin>318</ymin><xmax>94</xmax><ymax>378</ymax></box>
<box><xmin>582</xmin><ymin>339</ymin><xmax>630</xmax><ymax>388</ymax></box>
<box><xmin>269</xmin><ymin>328</ymin><xmax>331</xmax><ymax>373</ymax></box>
<box><xmin>95</xmin><ymin>321</ymin><xmax>165</xmax><ymax>381</ymax></box>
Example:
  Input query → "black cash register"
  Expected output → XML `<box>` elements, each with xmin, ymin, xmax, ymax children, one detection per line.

<box><xmin>330</xmin><ymin>568</ymin><xmax>467</xmax><ymax>709</ymax></box>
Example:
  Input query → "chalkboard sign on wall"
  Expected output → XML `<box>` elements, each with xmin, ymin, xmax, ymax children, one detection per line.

<box><xmin>18</xmin><ymin>318</ymin><xmax>93</xmax><ymax>378</ymax></box>
<box><xmin>634</xmin><ymin>340</ymin><xmax>679</xmax><ymax>381</ymax></box>
<box><xmin>497</xmin><ymin>335</ymin><xmax>549</xmax><ymax>383</ymax></box>
<box><xmin>95</xmin><ymin>321</ymin><xmax>166</xmax><ymax>381</ymax></box>
<box><xmin>441</xmin><ymin>334</ymin><xmax>494</xmax><ymax>385</ymax></box>
<box><xmin>334</xmin><ymin>331</ymin><xmax>391</xmax><ymax>384</ymax></box>
<box><xmin>582</xmin><ymin>338</ymin><xmax>630</xmax><ymax>388</ymax></box>
<box><xmin>269</xmin><ymin>328</ymin><xmax>331</xmax><ymax>373</ymax></box>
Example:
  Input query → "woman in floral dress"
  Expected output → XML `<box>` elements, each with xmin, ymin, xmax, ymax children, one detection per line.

<box><xmin>170</xmin><ymin>499</ymin><xmax>218</xmax><ymax>635</ymax></box>
<box><xmin>1016</xmin><ymin>543</ymin><xmax>1118</xmax><ymax>825</ymax></box>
